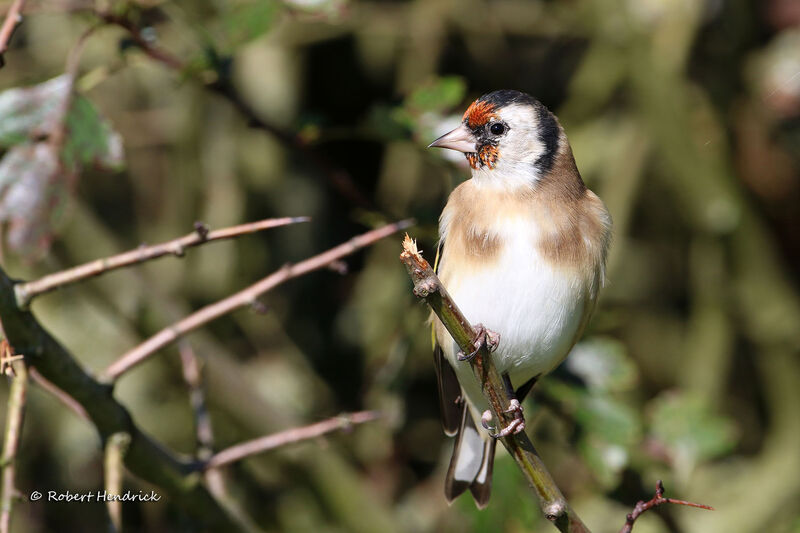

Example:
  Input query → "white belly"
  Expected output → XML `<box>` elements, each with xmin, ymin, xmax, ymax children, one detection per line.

<box><xmin>437</xmin><ymin>219</ymin><xmax>590</xmax><ymax>416</ymax></box>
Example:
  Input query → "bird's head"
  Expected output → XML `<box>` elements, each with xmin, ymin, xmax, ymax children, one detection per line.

<box><xmin>429</xmin><ymin>90</ymin><xmax>564</xmax><ymax>187</ymax></box>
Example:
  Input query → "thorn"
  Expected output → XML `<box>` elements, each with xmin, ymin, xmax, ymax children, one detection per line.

<box><xmin>194</xmin><ymin>221</ymin><xmax>210</xmax><ymax>240</ymax></box>
<box><xmin>250</xmin><ymin>300</ymin><xmax>269</xmax><ymax>314</ymax></box>
<box><xmin>327</xmin><ymin>260</ymin><xmax>348</xmax><ymax>275</ymax></box>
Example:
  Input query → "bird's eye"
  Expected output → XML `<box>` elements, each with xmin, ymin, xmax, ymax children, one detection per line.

<box><xmin>489</xmin><ymin>122</ymin><xmax>505</xmax><ymax>135</ymax></box>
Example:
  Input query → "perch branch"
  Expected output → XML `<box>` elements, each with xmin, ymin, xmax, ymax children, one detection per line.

<box><xmin>399</xmin><ymin>235</ymin><xmax>590</xmax><ymax>533</ymax></box>
<box><xmin>0</xmin><ymin>0</ymin><xmax>25</xmax><ymax>68</ymax></box>
<box><xmin>619</xmin><ymin>480</ymin><xmax>713</xmax><ymax>533</ymax></box>
<box><xmin>103</xmin><ymin>219</ymin><xmax>413</xmax><ymax>381</ymax></box>
<box><xmin>14</xmin><ymin>217</ymin><xmax>309</xmax><ymax>308</ymax></box>
<box><xmin>0</xmin><ymin>360</ymin><xmax>27</xmax><ymax>533</ymax></box>
<box><xmin>205</xmin><ymin>411</ymin><xmax>381</xmax><ymax>470</ymax></box>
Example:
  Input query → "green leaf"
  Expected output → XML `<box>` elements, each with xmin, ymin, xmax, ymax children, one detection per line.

<box><xmin>221</xmin><ymin>1</ymin><xmax>278</xmax><ymax>48</ymax></box>
<box><xmin>406</xmin><ymin>76</ymin><xmax>467</xmax><ymax>113</ymax></box>
<box><xmin>0</xmin><ymin>75</ymin><xmax>124</xmax><ymax>171</ymax></box>
<box><xmin>542</xmin><ymin>378</ymin><xmax>641</xmax><ymax>488</ymax></box>
<box><xmin>565</xmin><ymin>337</ymin><xmax>638</xmax><ymax>392</ymax></box>
<box><xmin>647</xmin><ymin>391</ymin><xmax>738</xmax><ymax>478</ymax></box>
<box><xmin>576</xmin><ymin>394</ymin><xmax>640</xmax><ymax>487</ymax></box>
<box><xmin>0</xmin><ymin>75</ymin><xmax>71</xmax><ymax>147</ymax></box>
<box><xmin>0</xmin><ymin>76</ymin><xmax>124</xmax><ymax>259</ymax></box>
<box><xmin>457</xmin><ymin>456</ymin><xmax>542</xmax><ymax>530</ymax></box>
<box><xmin>62</xmin><ymin>95</ymin><xmax>125</xmax><ymax>171</ymax></box>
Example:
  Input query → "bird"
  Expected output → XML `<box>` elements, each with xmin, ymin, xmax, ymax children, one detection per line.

<box><xmin>427</xmin><ymin>89</ymin><xmax>612</xmax><ymax>508</ymax></box>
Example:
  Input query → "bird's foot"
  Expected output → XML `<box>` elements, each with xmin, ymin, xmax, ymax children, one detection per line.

<box><xmin>481</xmin><ymin>399</ymin><xmax>526</xmax><ymax>439</ymax></box>
<box><xmin>457</xmin><ymin>324</ymin><xmax>500</xmax><ymax>362</ymax></box>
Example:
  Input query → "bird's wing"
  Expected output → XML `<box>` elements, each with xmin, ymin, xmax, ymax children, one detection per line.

<box><xmin>430</xmin><ymin>237</ymin><xmax>463</xmax><ymax>436</ymax></box>
<box><xmin>433</xmin><ymin>344</ymin><xmax>462</xmax><ymax>436</ymax></box>
<box><xmin>444</xmin><ymin>403</ymin><xmax>496</xmax><ymax>508</ymax></box>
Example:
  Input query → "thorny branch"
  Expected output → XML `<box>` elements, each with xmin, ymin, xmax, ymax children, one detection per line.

<box><xmin>102</xmin><ymin>219</ymin><xmax>413</xmax><ymax>382</ymax></box>
<box><xmin>399</xmin><ymin>234</ymin><xmax>591</xmax><ymax>533</ymax></box>
<box><xmin>14</xmin><ymin>217</ymin><xmax>310</xmax><ymax>308</ymax></box>
<box><xmin>0</xmin><ymin>0</ymin><xmax>25</xmax><ymax>68</ymax></box>
<box><xmin>205</xmin><ymin>411</ymin><xmax>381</xmax><ymax>470</ymax></box>
<box><xmin>619</xmin><ymin>480</ymin><xmax>713</xmax><ymax>533</ymax></box>
<box><xmin>0</xmin><ymin>359</ymin><xmax>27</xmax><ymax>533</ymax></box>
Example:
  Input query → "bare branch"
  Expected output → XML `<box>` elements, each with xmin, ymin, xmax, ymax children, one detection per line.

<box><xmin>14</xmin><ymin>217</ymin><xmax>310</xmax><ymax>308</ymax></box>
<box><xmin>29</xmin><ymin>367</ymin><xmax>88</xmax><ymax>420</ymax></box>
<box><xmin>104</xmin><ymin>432</ymin><xmax>131</xmax><ymax>533</ymax></box>
<box><xmin>0</xmin><ymin>341</ymin><xmax>23</xmax><ymax>377</ymax></box>
<box><xmin>0</xmin><ymin>0</ymin><xmax>26</xmax><ymax>68</ymax></box>
<box><xmin>179</xmin><ymin>342</ymin><xmax>214</xmax><ymax>461</ymax></box>
<box><xmin>95</xmin><ymin>10</ymin><xmax>183</xmax><ymax>70</ymax></box>
<box><xmin>177</xmin><ymin>341</ymin><xmax>265</xmax><ymax>532</ymax></box>
<box><xmin>205</xmin><ymin>411</ymin><xmax>381</xmax><ymax>470</ymax></box>
<box><xmin>399</xmin><ymin>234</ymin><xmax>591</xmax><ymax>533</ymax></box>
<box><xmin>0</xmin><ymin>360</ymin><xmax>28</xmax><ymax>533</ymax></box>
<box><xmin>102</xmin><ymin>219</ymin><xmax>413</xmax><ymax>382</ymax></box>
<box><xmin>619</xmin><ymin>480</ymin><xmax>713</xmax><ymax>533</ymax></box>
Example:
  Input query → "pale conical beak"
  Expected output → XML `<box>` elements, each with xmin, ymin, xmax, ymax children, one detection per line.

<box><xmin>428</xmin><ymin>124</ymin><xmax>477</xmax><ymax>153</ymax></box>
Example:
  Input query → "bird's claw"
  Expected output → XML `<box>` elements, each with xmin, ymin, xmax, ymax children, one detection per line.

<box><xmin>457</xmin><ymin>324</ymin><xmax>500</xmax><ymax>362</ymax></box>
<box><xmin>481</xmin><ymin>399</ymin><xmax>526</xmax><ymax>439</ymax></box>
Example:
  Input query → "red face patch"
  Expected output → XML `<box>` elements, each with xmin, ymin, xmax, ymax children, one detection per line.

<box><xmin>463</xmin><ymin>100</ymin><xmax>497</xmax><ymax>129</ymax></box>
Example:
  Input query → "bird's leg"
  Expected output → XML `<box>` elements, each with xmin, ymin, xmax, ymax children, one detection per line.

<box><xmin>457</xmin><ymin>323</ymin><xmax>500</xmax><ymax>362</ymax></box>
<box><xmin>482</xmin><ymin>373</ymin><xmax>526</xmax><ymax>439</ymax></box>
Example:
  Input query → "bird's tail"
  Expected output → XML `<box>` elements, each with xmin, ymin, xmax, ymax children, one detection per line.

<box><xmin>444</xmin><ymin>407</ymin><xmax>496</xmax><ymax>509</ymax></box>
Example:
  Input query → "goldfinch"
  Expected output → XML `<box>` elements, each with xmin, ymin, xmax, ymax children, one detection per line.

<box><xmin>428</xmin><ymin>90</ymin><xmax>612</xmax><ymax>508</ymax></box>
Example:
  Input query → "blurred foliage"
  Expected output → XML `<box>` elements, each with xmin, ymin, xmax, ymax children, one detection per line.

<box><xmin>0</xmin><ymin>0</ymin><xmax>799</xmax><ymax>532</ymax></box>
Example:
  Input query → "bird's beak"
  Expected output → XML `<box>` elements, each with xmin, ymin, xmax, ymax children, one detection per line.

<box><xmin>428</xmin><ymin>124</ymin><xmax>477</xmax><ymax>153</ymax></box>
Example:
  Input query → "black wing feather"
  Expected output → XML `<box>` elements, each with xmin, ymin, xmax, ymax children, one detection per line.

<box><xmin>433</xmin><ymin>345</ymin><xmax>462</xmax><ymax>436</ymax></box>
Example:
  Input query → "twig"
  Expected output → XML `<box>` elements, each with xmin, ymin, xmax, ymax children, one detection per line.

<box><xmin>95</xmin><ymin>11</ymin><xmax>183</xmax><ymax>70</ymax></box>
<box><xmin>14</xmin><ymin>217</ymin><xmax>309</xmax><ymax>308</ymax></box>
<box><xmin>0</xmin><ymin>361</ymin><xmax>28</xmax><ymax>533</ymax></box>
<box><xmin>619</xmin><ymin>480</ymin><xmax>713</xmax><ymax>533</ymax></box>
<box><xmin>44</xmin><ymin>23</ymin><xmax>96</xmax><ymax>158</ymax></box>
<box><xmin>179</xmin><ymin>342</ymin><xmax>214</xmax><ymax>461</ymax></box>
<box><xmin>178</xmin><ymin>343</ymin><xmax>265</xmax><ymax>533</ymax></box>
<box><xmin>102</xmin><ymin>219</ymin><xmax>413</xmax><ymax>381</ymax></box>
<box><xmin>399</xmin><ymin>235</ymin><xmax>590</xmax><ymax>533</ymax></box>
<box><xmin>205</xmin><ymin>411</ymin><xmax>381</xmax><ymax>470</ymax></box>
<box><xmin>104</xmin><ymin>432</ymin><xmax>131</xmax><ymax>533</ymax></box>
<box><xmin>0</xmin><ymin>0</ymin><xmax>25</xmax><ymax>68</ymax></box>
<box><xmin>0</xmin><ymin>341</ymin><xmax>23</xmax><ymax>377</ymax></box>
<box><xmin>28</xmin><ymin>367</ymin><xmax>88</xmax><ymax>420</ymax></box>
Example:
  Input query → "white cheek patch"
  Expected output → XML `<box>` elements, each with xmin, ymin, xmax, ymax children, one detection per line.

<box><xmin>469</xmin><ymin>103</ymin><xmax>547</xmax><ymax>190</ymax></box>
